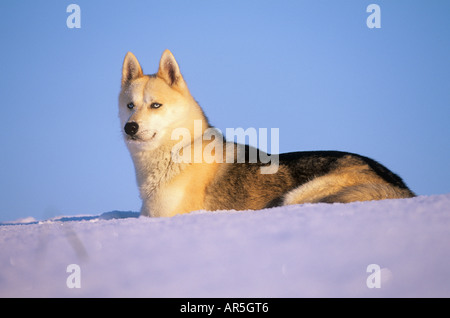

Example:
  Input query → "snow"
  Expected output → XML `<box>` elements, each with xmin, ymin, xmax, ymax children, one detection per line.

<box><xmin>1</xmin><ymin>194</ymin><xmax>450</xmax><ymax>297</ymax></box>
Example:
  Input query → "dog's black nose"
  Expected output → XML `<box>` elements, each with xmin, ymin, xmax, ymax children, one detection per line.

<box><xmin>124</xmin><ymin>122</ymin><xmax>139</xmax><ymax>136</ymax></box>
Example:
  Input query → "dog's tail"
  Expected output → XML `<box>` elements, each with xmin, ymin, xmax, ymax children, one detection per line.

<box><xmin>318</xmin><ymin>183</ymin><xmax>416</xmax><ymax>203</ymax></box>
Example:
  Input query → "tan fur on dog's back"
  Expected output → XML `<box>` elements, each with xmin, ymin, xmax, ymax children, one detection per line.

<box><xmin>119</xmin><ymin>50</ymin><xmax>415</xmax><ymax>217</ymax></box>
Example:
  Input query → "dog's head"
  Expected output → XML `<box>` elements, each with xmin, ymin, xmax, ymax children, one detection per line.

<box><xmin>119</xmin><ymin>50</ymin><xmax>206</xmax><ymax>152</ymax></box>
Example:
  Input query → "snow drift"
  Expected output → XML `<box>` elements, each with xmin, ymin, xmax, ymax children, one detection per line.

<box><xmin>1</xmin><ymin>194</ymin><xmax>449</xmax><ymax>297</ymax></box>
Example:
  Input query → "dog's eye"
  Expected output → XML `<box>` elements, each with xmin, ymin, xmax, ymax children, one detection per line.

<box><xmin>127</xmin><ymin>102</ymin><xmax>135</xmax><ymax>110</ymax></box>
<box><xmin>150</xmin><ymin>102</ymin><xmax>162</xmax><ymax>109</ymax></box>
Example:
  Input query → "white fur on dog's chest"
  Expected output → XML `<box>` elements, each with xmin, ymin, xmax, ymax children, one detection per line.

<box><xmin>131</xmin><ymin>147</ymin><xmax>187</xmax><ymax>217</ymax></box>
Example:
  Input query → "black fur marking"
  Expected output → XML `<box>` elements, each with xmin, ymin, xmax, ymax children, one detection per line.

<box><xmin>126</xmin><ymin>65</ymin><xmax>135</xmax><ymax>82</ymax></box>
<box><xmin>166</xmin><ymin>61</ymin><xmax>176</xmax><ymax>85</ymax></box>
<box><xmin>126</xmin><ymin>63</ymin><xmax>142</xmax><ymax>82</ymax></box>
<box><xmin>354</xmin><ymin>154</ymin><xmax>413</xmax><ymax>192</ymax></box>
<box><xmin>265</xmin><ymin>196</ymin><xmax>285</xmax><ymax>208</ymax></box>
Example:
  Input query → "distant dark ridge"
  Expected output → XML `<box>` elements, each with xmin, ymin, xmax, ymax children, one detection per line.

<box><xmin>0</xmin><ymin>210</ymin><xmax>140</xmax><ymax>226</ymax></box>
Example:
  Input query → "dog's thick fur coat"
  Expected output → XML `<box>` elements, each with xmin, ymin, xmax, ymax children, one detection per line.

<box><xmin>119</xmin><ymin>50</ymin><xmax>415</xmax><ymax>217</ymax></box>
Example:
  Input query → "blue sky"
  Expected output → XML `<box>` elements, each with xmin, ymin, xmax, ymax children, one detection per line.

<box><xmin>0</xmin><ymin>1</ymin><xmax>449</xmax><ymax>221</ymax></box>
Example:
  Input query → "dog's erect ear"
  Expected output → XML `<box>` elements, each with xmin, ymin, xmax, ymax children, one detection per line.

<box><xmin>122</xmin><ymin>52</ymin><xmax>143</xmax><ymax>86</ymax></box>
<box><xmin>157</xmin><ymin>50</ymin><xmax>183</xmax><ymax>87</ymax></box>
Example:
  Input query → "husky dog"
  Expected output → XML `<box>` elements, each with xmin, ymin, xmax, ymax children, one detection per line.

<box><xmin>119</xmin><ymin>50</ymin><xmax>415</xmax><ymax>217</ymax></box>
